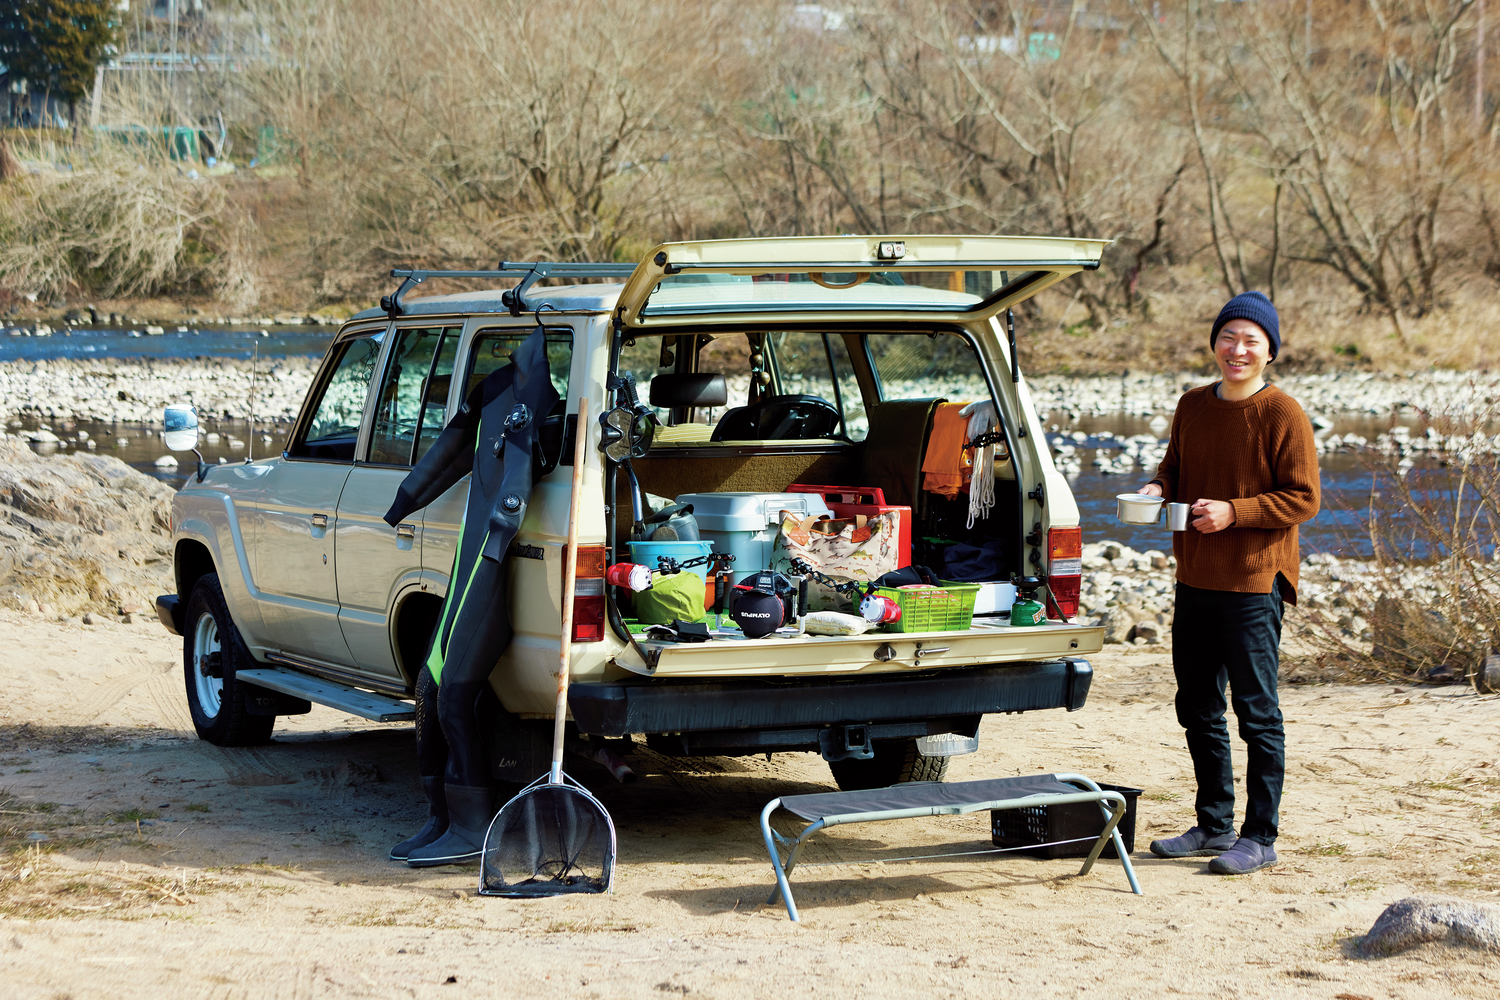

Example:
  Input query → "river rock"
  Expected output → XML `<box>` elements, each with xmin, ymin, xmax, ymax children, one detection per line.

<box><xmin>0</xmin><ymin>440</ymin><xmax>174</xmax><ymax>616</ymax></box>
<box><xmin>1357</xmin><ymin>896</ymin><xmax>1500</xmax><ymax>957</ymax></box>
<box><xmin>153</xmin><ymin>455</ymin><xmax>178</xmax><ymax>468</ymax></box>
<box><xmin>1101</xmin><ymin>605</ymin><xmax>1143</xmax><ymax>644</ymax></box>
<box><xmin>1474</xmin><ymin>654</ymin><xmax>1500</xmax><ymax>695</ymax></box>
<box><xmin>0</xmin><ymin>356</ymin><xmax>317</xmax><ymax>425</ymax></box>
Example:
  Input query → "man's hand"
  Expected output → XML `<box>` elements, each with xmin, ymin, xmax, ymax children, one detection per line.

<box><xmin>1191</xmin><ymin>499</ymin><xmax>1236</xmax><ymax>533</ymax></box>
<box><xmin>1136</xmin><ymin>482</ymin><xmax>1163</xmax><ymax>498</ymax></box>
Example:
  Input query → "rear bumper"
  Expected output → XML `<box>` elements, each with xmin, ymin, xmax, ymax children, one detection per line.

<box><xmin>568</xmin><ymin>658</ymin><xmax>1093</xmax><ymax>739</ymax></box>
<box><xmin>155</xmin><ymin>594</ymin><xmax>185</xmax><ymax>636</ymax></box>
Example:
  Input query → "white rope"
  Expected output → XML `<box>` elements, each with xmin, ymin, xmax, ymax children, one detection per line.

<box><xmin>961</xmin><ymin>400</ymin><xmax>998</xmax><ymax>528</ymax></box>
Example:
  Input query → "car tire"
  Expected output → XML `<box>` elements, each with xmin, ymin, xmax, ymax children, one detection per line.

<box><xmin>827</xmin><ymin>738</ymin><xmax>950</xmax><ymax>792</ymax></box>
<box><xmin>183</xmin><ymin>573</ymin><xmax>274</xmax><ymax>747</ymax></box>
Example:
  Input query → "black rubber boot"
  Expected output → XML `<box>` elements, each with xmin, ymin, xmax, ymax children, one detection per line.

<box><xmin>406</xmin><ymin>784</ymin><xmax>495</xmax><ymax>867</ymax></box>
<box><xmin>389</xmin><ymin>776</ymin><xmax>449</xmax><ymax>861</ymax></box>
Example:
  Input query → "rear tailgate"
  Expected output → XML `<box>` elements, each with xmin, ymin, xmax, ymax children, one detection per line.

<box><xmin>613</xmin><ymin>234</ymin><xmax>1107</xmax><ymax>328</ymax></box>
<box><xmin>628</xmin><ymin>621</ymin><xmax>1103</xmax><ymax>678</ymax></box>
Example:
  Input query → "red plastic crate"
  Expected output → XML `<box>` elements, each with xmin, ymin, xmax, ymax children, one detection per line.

<box><xmin>787</xmin><ymin>484</ymin><xmax>911</xmax><ymax>568</ymax></box>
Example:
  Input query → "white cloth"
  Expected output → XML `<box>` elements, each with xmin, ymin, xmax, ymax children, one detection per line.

<box><xmin>959</xmin><ymin>400</ymin><xmax>998</xmax><ymax>528</ymax></box>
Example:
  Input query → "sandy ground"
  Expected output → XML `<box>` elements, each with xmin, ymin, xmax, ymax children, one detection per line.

<box><xmin>1</xmin><ymin>608</ymin><xmax>1498</xmax><ymax>999</ymax></box>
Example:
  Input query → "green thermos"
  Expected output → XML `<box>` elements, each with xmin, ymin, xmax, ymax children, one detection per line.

<box><xmin>1010</xmin><ymin>577</ymin><xmax>1046</xmax><ymax>627</ymax></box>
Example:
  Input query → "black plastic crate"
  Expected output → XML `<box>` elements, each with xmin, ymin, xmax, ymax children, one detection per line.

<box><xmin>990</xmin><ymin>783</ymin><xmax>1142</xmax><ymax>859</ymax></box>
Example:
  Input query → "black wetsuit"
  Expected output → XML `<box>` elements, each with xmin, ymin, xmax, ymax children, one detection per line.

<box><xmin>383</xmin><ymin>326</ymin><xmax>559</xmax><ymax>788</ymax></box>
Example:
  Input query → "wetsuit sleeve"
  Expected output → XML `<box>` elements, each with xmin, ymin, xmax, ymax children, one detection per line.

<box><xmin>382</xmin><ymin>382</ymin><xmax>483</xmax><ymax>526</ymax></box>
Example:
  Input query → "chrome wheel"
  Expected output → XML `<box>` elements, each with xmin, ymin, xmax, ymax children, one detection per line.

<box><xmin>192</xmin><ymin>610</ymin><xmax>224</xmax><ymax>720</ymax></box>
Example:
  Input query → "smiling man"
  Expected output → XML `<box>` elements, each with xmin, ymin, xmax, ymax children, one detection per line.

<box><xmin>1136</xmin><ymin>290</ymin><xmax>1320</xmax><ymax>875</ymax></box>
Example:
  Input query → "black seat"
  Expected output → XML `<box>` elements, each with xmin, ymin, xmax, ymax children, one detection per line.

<box><xmin>710</xmin><ymin>394</ymin><xmax>840</xmax><ymax>441</ymax></box>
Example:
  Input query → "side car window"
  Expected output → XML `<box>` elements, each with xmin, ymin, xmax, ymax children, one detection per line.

<box><xmin>367</xmin><ymin>325</ymin><xmax>459</xmax><ymax>466</ymax></box>
<box><xmin>290</xmin><ymin>334</ymin><xmax>382</xmax><ymax>461</ymax></box>
<box><xmin>866</xmin><ymin>332</ymin><xmax>985</xmax><ymax>403</ymax></box>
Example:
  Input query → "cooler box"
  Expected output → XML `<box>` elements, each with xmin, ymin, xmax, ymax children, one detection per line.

<box><xmin>675</xmin><ymin>492</ymin><xmax>832</xmax><ymax>576</ymax></box>
<box><xmin>787</xmin><ymin>484</ymin><xmax>911</xmax><ymax>568</ymax></box>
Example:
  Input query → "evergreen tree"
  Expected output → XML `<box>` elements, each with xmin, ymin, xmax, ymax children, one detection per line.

<box><xmin>0</xmin><ymin>0</ymin><xmax>120</xmax><ymax>134</ymax></box>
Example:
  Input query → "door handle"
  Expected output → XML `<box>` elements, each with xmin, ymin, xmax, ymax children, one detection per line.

<box><xmin>396</xmin><ymin>523</ymin><xmax>416</xmax><ymax>540</ymax></box>
<box><xmin>311</xmin><ymin>513</ymin><xmax>328</xmax><ymax>529</ymax></box>
<box><xmin>913</xmin><ymin>644</ymin><xmax>950</xmax><ymax>659</ymax></box>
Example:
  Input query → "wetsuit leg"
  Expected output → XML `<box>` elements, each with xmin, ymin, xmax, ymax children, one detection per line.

<box><xmin>414</xmin><ymin>667</ymin><xmax>446</xmax><ymax>780</ymax></box>
<box><xmin>432</xmin><ymin>552</ymin><xmax>512</xmax><ymax>788</ymax></box>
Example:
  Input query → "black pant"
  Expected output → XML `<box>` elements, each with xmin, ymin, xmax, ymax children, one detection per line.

<box><xmin>1171</xmin><ymin>580</ymin><xmax>1286</xmax><ymax>846</ymax></box>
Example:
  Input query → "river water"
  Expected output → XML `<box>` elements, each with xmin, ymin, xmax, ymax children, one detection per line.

<box><xmin>1</xmin><ymin>324</ymin><xmax>332</xmax><ymax>362</ymax></box>
<box><xmin>12</xmin><ymin>326</ymin><xmax>1392</xmax><ymax>558</ymax></box>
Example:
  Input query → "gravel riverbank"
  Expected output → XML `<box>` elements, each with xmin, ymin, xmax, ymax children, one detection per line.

<box><xmin>2</xmin><ymin>359</ymin><xmax>1494</xmax><ymax>427</ymax></box>
<box><xmin>0</xmin><ymin>356</ymin><xmax>318</xmax><ymax>426</ymax></box>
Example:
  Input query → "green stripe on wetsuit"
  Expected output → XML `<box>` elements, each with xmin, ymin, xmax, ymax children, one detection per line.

<box><xmin>426</xmin><ymin>439</ymin><xmax>488</xmax><ymax>686</ymax></box>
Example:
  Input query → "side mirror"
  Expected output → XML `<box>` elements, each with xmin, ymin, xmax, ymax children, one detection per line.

<box><xmin>163</xmin><ymin>404</ymin><xmax>200</xmax><ymax>452</ymax></box>
<box><xmin>163</xmin><ymin>404</ymin><xmax>209</xmax><ymax>482</ymax></box>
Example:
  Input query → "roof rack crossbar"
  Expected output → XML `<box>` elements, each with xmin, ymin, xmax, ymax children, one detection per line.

<box><xmin>381</xmin><ymin>262</ymin><xmax>636</xmax><ymax>318</ymax></box>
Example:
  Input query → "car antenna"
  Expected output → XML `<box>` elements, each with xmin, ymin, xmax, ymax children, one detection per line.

<box><xmin>247</xmin><ymin>339</ymin><xmax>256</xmax><ymax>462</ymax></box>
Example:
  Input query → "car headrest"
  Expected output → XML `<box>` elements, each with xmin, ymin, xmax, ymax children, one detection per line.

<box><xmin>650</xmin><ymin>373</ymin><xmax>728</xmax><ymax>408</ymax></box>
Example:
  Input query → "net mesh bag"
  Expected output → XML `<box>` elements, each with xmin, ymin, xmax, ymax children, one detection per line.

<box><xmin>479</xmin><ymin>775</ymin><xmax>616</xmax><ymax>897</ymax></box>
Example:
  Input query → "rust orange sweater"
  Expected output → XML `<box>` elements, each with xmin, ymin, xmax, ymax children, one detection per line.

<box><xmin>1149</xmin><ymin>383</ymin><xmax>1320</xmax><ymax>603</ymax></box>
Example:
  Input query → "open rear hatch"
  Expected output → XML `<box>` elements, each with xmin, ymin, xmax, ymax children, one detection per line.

<box><xmin>613</xmin><ymin>234</ymin><xmax>1108</xmax><ymax>328</ymax></box>
<box><xmin>603</xmin><ymin>234</ymin><xmax>1109</xmax><ymax>678</ymax></box>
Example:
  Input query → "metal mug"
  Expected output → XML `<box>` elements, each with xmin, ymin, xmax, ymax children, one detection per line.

<box><xmin>1167</xmin><ymin>503</ymin><xmax>1191</xmax><ymax>532</ymax></box>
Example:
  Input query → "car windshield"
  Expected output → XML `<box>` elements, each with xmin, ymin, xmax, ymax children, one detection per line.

<box><xmin>639</xmin><ymin>270</ymin><xmax>1018</xmax><ymax>317</ymax></box>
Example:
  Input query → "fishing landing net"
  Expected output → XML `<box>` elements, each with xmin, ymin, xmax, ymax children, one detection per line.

<box><xmin>479</xmin><ymin>773</ymin><xmax>616</xmax><ymax>897</ymax></box>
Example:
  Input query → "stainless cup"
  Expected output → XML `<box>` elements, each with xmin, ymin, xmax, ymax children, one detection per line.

<box><xmin>1167</xmin><ymin>502</ymin><xmax>1191</xmax><ymax>531</ymax></box>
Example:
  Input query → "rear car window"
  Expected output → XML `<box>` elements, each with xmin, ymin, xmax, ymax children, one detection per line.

<box><xmin>639</xmin><ymin>270</ymin><xmax>1016</xmax><ymax>317</ymax></box>
<box><xmin>464</xmin><ymin>326</ymin><xmax>573</xmax><ymax>401</ymax></box>
<box><xmin>866</xmin><ymin>332</ymin><xmax>987</xmax><ymax>402</ymax></box>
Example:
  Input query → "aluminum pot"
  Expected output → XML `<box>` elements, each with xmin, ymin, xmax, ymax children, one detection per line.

<box><xmin>1116</xmin><ymin>493</ymin><xmax>1164</xmax><ymax>525</ymax></box>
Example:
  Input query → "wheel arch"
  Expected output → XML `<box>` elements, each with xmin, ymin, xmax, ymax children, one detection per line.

<box><xmin>391</xmin><ymin>589</ymin><xmax>443</xmax><ymax>691</ymax></box>
<box><xmin>175</xmin><ymin>538</ymin><xmax>216</xmax><ymax>600</ymax></box>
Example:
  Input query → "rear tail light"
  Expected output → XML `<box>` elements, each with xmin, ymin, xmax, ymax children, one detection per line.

<box><xmin>1046</xmin><ymin>526</ymin><xmax>1083</xmax><ymax>620</ymax></box>
<box><xmin>569</xmin><ymin>545</ymin><xmax>607</xmax><ymax>642</ymax></box>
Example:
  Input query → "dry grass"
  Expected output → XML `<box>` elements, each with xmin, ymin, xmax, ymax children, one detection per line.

<box><xmin>1295</xmin><ymin>394</ymin><xmax>1500</xmax><ymax>683</ymax></box>
<box><xmin>6</xmin><ymin>1</ymin><xmax>1500</xmax><ymax>365</ymax></box>
<box><xmin>0</xmin><ymin>136</ymin><xmax>258</xmax><ymax>310</ymax></box>
<box><xmin>0</xmin><ymin>842</ymin><xmax>246</xmax><ymax>921</ymax></box>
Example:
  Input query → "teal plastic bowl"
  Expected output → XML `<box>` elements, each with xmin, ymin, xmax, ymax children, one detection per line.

<box><xmin>627</xmin><ymin>539</ymin><xmax>714</xmax><ymax>573</ymax></box>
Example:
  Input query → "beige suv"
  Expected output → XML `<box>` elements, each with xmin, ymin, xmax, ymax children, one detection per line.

<box><xmin>156</xmin><ymin>235</ymin><xmax>1106</xmax><ymax>790</ymax></box>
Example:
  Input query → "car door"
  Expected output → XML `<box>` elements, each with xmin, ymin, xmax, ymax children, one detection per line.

<box><xmin>335</xmin><ymin>323</ymin><xmax>460</xmax><ymax>683</ymax></box>
<box><xmin>249</xmin><ymin>331</ymin><xmax>384</xmax><ymax>662</ymax></box>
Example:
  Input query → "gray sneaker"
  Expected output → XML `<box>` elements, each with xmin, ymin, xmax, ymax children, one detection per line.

<box><xmin>1149</xmin><ymin>826</ymin><xmax>1237</xmax><ymax>858</ymax></box>
<box><xmin>1208</xmin><ymin>837</ymin><xmax>1278</xmax><ymax>874</ymax></box>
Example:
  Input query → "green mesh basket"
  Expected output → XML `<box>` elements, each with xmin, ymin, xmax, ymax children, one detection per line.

<box><xmin>873</xmin><ymin>582</ymin><xmax>980</xmax><ymax>632</ymax></box>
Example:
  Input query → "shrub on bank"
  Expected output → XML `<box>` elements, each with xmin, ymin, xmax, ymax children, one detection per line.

<box><xmin>0</xmin><ymin>139</ymin><xmax>259</xmax><ymax>311</ymax></box>
<box><xmin>1300</xmin><ymin>393</ymin><xmax>1500</xmax><ymax>686</ymax></box>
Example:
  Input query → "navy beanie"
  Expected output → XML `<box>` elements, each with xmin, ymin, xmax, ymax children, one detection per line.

<box><xmin>1211</xmin><ymin>291</ymin><xmax>1280</xmax><ymax>360</ymax></box>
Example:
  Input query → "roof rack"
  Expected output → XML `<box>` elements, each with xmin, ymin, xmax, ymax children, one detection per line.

<box><xmin>380</xmin><ymin>262</ymin><xmax>637</xmax><ymax>319</ymax></box>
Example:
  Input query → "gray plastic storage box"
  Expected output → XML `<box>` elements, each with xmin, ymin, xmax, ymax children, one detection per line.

<box><xmin>675</xmin><ymin>492</ymin><xmax>831</xmax><ymax>576</ymax></box>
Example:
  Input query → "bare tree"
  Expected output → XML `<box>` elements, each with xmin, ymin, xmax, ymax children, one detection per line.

<box><xmin>1208</xmin><ymin>0</ymin><xmax>1482</xmax><ymax>341</ymax></box>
